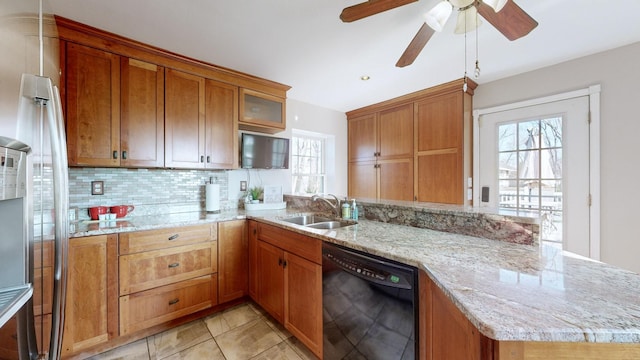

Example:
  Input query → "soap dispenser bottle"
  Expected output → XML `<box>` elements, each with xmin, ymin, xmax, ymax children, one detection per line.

<box><xmin>341</xmin><ymin>197</ymin><xmax>351</xmax><ymax>219</ymax></box>
<box><xmin>351</xmin><ymin>199</ymin><xmax>358</xmax><ymax>220</ymax></box>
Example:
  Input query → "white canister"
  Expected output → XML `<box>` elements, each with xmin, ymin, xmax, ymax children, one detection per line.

<box><xmin>205</xmin><ymin>183</ymin><xmax>220</xmax><ymax>212</ymax></box>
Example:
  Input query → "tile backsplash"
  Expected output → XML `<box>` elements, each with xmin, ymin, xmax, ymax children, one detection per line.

<box><xmin>69</xmin><ymin>167</ymin><xmax>234</xmax><ymax>219</ymax></box>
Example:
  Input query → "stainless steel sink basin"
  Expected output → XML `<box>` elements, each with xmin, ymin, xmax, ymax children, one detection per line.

<box><xmin>306</xmin><ymin>221</ymin><xmax>352</xmax><ymax>229</ymax></box>
<box><xmin>281</xmin><ymin>215</ymin><xmax>355</xmax><ymax>229</ymax></box>
<box><xmin>281</xmin><ymin>215</ymin><xmax>333</xmax><ymax>226</ymax></box>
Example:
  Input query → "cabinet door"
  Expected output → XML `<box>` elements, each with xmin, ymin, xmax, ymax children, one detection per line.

<box><xmin>379</xmin><ymin>158</ymin><xmax>414</xmax><ymax>201</ymax></box>
<box><xmin>65</xmin><ymin>42</ymin><xmax>120</xmax><ymax>166</ymax></box>
<box><xmin>218</xmin><ymin>220</ymin><xmax>248</xmax><ymax>303</ymax></box>
<box><xmin>247</xmin><ymin>220</ymin><xmax>258</xmax><ymax>301</ymax></box>
<box><xmin>256</xmin><ymin>240</ymin><xmax>284</xmax><ymax>323</ymax></box>
<box><xmin>205</xmin><ymin>79</ymin><xmax>238</xmax><ymax>169</ymax></box>
<box><xmin>165</xmin><ymin>68</ymin><xmax>205</xmax><ymax>168</ymax></box>
<box><xmin>239</xmin><ymin>88</ymin><xmax>286</xmax><ymax>133</ymax></box>
<box><xmin>348</xmin><ymin>113</ymin><xmax>377</xmax><ymax>162</ymax></box>
<box><xmin>120</xmin><ymin>58</ymin><xmax>165</xmax><ymax>167</ymax></box>
<box><xmin>62</xmin><ymin>234</ymin><xmax>118</xmax><ymax>356</ymax></box>
<box><xmin>348</xmin><ymin>160</ymin><xmax>377</xmax><ymax>199</ymax></box>
<box><xmin>416</xmin><ymin>151</ymin><xmax>462</xmax><ymax>204</ymax></box>
<box><xmin>415</xmin><ymin>92</ymin><xmax>463</xmax><ymax>151</ymax></box>
<box><xmin>284</xmin><ymin>252</ymin><xmax>323</xmax><ymax>359</ymax></box>
<box><xmin>379</xmin><ymin>103</ymin><xmax>414</xmax><ymax>160</ymax></box>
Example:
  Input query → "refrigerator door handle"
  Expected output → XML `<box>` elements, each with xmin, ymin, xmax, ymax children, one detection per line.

<box><xmin>46</xmin><ymin>82</ymin><xmax>69</xmax><ymax>360</ymax></box>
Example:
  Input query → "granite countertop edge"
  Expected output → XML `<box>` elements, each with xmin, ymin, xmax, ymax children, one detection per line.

<box><xmin>69</xmin><ymin>209</ymin><xmax>640</xmax><ymax>344</ymax></box>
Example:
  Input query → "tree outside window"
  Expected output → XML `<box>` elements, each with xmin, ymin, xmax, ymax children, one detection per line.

<box><xmin>291</xmin><ymin>133</ymin><xmax>325</xmax><ymax>195</ymax></box>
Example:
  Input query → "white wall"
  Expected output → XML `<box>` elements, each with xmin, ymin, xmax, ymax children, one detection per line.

<box><xmin>228</xmin><ymin>98</ymin><xmax>348</xmax><ymax>203</ymax></box>
<box><xmin>473</xmin><ymin>41</ymin><xmax>640</xmax><ymax>274</ymax></box>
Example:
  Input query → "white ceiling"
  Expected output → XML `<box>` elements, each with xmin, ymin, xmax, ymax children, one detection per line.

<box><xmin>47</xmin><ymin>0</ymin><xmax>640</xmax><ymax>113</ymax></box>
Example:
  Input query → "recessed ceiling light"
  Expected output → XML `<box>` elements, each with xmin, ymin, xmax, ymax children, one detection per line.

<box><xmin>360</xmin><ymin>75</ymin><xmax>370</xmax><ymax>81</ymax></box>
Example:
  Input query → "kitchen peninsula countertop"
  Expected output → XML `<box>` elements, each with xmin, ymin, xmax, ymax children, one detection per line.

<box><xmin>71</xmin><ymin>209</ymin><xmax>640</xmax><ymax>344</ymax></box>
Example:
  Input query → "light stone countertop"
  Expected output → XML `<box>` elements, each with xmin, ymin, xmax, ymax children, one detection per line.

<box><xmin>71</xmin><ymin>209</ymin><xmax>640</xmax><ymax>344</ymax></box>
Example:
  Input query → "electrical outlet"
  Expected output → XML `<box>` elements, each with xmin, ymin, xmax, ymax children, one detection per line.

<box><xmin>91</xmin><ymin>180</ymin><xmax>104</xmax><ymax>195</ymax></box>
<box><xmin>240</xmin><ymin>181</ymin><xmax>247</xmax><ymax>191</ymax></box>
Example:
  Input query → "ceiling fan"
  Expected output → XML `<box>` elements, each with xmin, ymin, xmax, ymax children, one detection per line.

<box><xmin>340</xmin><ymin>0</ymin><xmax>538</xmax><ymax>67</ymax></box>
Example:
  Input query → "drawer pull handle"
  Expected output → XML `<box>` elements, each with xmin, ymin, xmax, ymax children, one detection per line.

<box><xmin>168</xmin><ymin>234</ymin><xmax>179</xmax><ymax>241</ymax></box>
<box><xmin>168</xmin><ymin>298</ymin><xmax>179</xmax><ymax>305</ymax></box>
<box><xmin>168</xmin><ymin>262</ymin><xmax>180</xmax><ymax>268</ymax></box>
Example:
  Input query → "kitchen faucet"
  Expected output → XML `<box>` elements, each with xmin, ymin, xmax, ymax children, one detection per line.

<box><xmin>311</xmin><ymin>193</ymin><xmax>341</xmax><ymax>217</ymax></box>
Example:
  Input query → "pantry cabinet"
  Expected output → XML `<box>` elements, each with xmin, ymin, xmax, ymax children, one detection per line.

<box><xmin>61</xmin><ymin>234</ymin><xmax>118</xmax><ymax>356</ymax></box>
<box><xmin>218</xmin><ymin>220</ymin><xmax>248</xmax><ymax>303</ymax></box>
<box><xmin>255</xmin><ymin>223</ymin><xmax>323</xmax><ymax>359</ymax></box>
<box><xmin>348</xmin><ymin>103</ymin><xmax>414</xmax><ymax>201</ymax></box>
<box><xmin>347</xmin><ymin>79</ymin><xmax>475</xmax><ymax>205</ymax></box>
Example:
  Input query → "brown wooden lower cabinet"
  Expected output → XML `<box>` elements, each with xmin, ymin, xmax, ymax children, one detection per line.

<box><xmin>62</xmin><ymin>234</ymin><xmax>118</xmax><ymax>356</ymax></box>
<box><xmin>254</xmin><ymin>223</ymin><xmax>323</xmax><ymax>359</ymax></box>
<box><xmin>119</xmin><ymin>274</ymin><xmax>217</xmax><ymax>335</ymax></box>
<box><xmin>218</xmin><ymin>220</ymin><xmax>248</xmax><ymax>303</ymax></box>
<box><xmin>419</xmin><ymin>271</ymin><xmax>640</xmax><ymax>360</ymax></box>
<box><xmin>247</xmin><ymin>220</ymin><xmax>258</xmax><ymax>300</ymax></box>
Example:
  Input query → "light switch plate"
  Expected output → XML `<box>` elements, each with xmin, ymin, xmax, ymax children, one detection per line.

<box><xmin>91</xmin><ymin>180</ymin><xmax>104</xmax><ymax>195</ymax></box>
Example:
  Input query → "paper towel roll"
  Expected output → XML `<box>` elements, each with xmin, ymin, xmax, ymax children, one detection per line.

<box><xmin>206</xmin><ymin>183</ymin><xmax>220</xmax><ymax>212</ymax></box>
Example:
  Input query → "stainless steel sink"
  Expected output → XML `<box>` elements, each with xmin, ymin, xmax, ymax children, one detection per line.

<box><xmin>306</xmin><ymin>221</ymin><xmax>352</xmax><ymax>229</ymax></box>
<box><xmin>282</xmin><ymin>215</ymin><xmax>355</xmax><ymax>229</ymax></box>
<box><xmin>281</xmin><ymin>215</ymin><xmax>333</xmax><ymax>226</ymax></box>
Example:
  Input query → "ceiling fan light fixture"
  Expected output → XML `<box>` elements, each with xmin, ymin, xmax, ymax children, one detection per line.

<box><xmin>454</xmin><ymin>7</ymin><xmax>482</xmax><ymax>34</ymax></box>
<box><xmin>424</xmin><ymin>1</ymin><xmax>453</xmax><ymax>32</ymax></box>
<box><xmin>482</xmin><ymin>0</ymin><xmax>508</xmax><ymax>12</ymax></box>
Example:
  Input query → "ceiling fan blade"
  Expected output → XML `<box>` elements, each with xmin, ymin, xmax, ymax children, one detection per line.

<box><xmin>476</xmin><ymin>0</ymin><xmax>538</xmax><ymax>41</ymax></box>
<box><xmin>340</xmin><ymin>0</ymin><xmax>418</xmax><ymax>23</ymax></box>
<box><xmin>396</xmin><ymin>23</ymin><xmax>435</xmax><ymax>68</ymax></box>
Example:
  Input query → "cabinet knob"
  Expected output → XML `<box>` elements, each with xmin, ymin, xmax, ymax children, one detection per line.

<box><xmin>200</xmin><ymin>155</ymin><xmax>205</xmax><ymax>163</ymax></box>
<box><xmin>283</xmin><ymin>260</ymin><xmax>288</xmax><ymax>269</ymax></box>
<box><xmin>206</xmin><ymin>155</ymin><xmax>211</xmax><ymax>163</ymax></box>
<box><xmin>278</xmin><ymin>258</ymin><xmax>283</xmax><ymax>266</ymax></box>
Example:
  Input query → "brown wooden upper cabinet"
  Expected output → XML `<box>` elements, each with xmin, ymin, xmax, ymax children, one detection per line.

<box><xmin>65</xmin><ymin>42</ymin><xmax>121</xmax><ymax>167</ymax></box>
<box><xmin>239</xmin><ymin>88</ymin><xmax>286</xmax><ymax>134</ymax></box>
<box><xmin>347</xmin><ymin>79</ymin><xmax>475</xmax><ymax>205</ymax></box>
<box><xmin>65</xmin><ymin>43</ymin><xmax>165</xmax><ymax>168</ymax></box>
<box><xmin>164</xmin><ymin>69</ymin><xmax>239</xmax><ymax>169</ymax></box>
<box><xmin>348</xmin><ymin>103</ymin><xmax>414</xmax><ymax>201</ymax></box>
<box><xmin>57</xmin><ymin>16</ymin><xmax>288</xmax><ymax>169</ymax></box>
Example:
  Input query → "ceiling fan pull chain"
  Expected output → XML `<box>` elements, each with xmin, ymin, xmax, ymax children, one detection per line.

<box><xmin>475</xmin><ymin>6</ymin><xmax>481</xmax><ymax>78</ymax></box>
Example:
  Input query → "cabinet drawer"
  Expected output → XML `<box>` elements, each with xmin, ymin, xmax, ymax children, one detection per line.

<box><xmin>119</xmin><ymin>242</ymin><xmax>217</xmax><ymax>295</ymax></box>
<box><xmin>119</xmin><ymin>274</ymin><xmax>217</xmax><ymax>335</ymax></box>
<box><xmin>119</xmin><ymin>224</ymin><xmax>217</xmax><ymax>254</ymax></box>
<box><xmin>257</xmin><ymin>223</ymin><xmax>321</xmax><ymax>264</ymax></box>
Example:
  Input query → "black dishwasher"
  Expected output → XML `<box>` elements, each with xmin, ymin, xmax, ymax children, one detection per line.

<box><xmin>322</xmin><ymin>242</ymin><xmax>418</xmax><ymax>360</ymax></box>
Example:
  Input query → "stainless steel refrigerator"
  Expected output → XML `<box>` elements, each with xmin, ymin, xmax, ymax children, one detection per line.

<box><xmin>0</xmin><ymin>1</ymin><xmax>68</xmax><ymax>359</ymax></box>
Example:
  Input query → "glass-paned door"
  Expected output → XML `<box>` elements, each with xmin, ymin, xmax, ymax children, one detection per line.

<box><xmin>479</xmin><ymin>96</ymin><xmax>591</xmax><ymax>256</ymax></box>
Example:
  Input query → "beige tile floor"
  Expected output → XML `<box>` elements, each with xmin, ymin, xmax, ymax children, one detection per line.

<box><xmin>88</xmin><ymin>302</ymin><xmax>317</xmax><ymax>360</ymax></box>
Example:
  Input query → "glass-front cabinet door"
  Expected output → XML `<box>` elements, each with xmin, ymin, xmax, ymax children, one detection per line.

<box><xmin>239</xmin><ymin>88</ymin><xmax>285</xmax><ymax>134</ymax></box>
